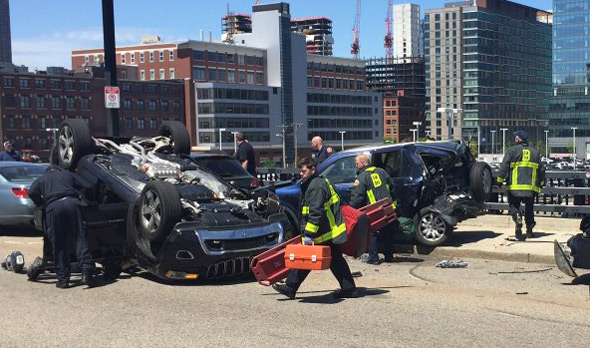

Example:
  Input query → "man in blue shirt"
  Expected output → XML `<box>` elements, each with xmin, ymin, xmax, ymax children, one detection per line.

<box><xmin>0</xmin><ymin>141</ymin><xmax>21</xmax><ymax>161</ymax></box>
<box><xmin>310</xmin><ymin>136</ymin><xmax>333</xmax><ymax>165</ymax></box>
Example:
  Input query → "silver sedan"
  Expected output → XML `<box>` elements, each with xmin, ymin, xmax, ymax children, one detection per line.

<box><xmin>0</xmin><ymin>162</ymin><xmax>46</xmax><ymax>228</ymax></box>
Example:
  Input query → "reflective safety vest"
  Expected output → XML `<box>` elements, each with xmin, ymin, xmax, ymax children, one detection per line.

<box><xmin>300</xmin><ymin>176</ymin><xmax>347</xmax><ymax>245</ymax></box>
<box><xmin>350</xmin><ymin>166</ymin><xmax>396</xmax><ymax>211</ymax></box>
<box><xmin>497</xmin><ymin>143</ymin><xmax>545</xmax><ymax>197</ymax></box>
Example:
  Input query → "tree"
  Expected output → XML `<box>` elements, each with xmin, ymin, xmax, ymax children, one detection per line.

<box><xmin>383</xmin><ymin>137</ymin><xmax>397</xmax><ymax>144</ymax></box>
<box><xmin>567</xmin><ymin>140</ymin><xmax>574</xmax><ymax>155</ymax></box>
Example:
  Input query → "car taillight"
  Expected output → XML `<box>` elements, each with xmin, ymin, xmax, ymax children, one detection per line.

<box><xmin>251</xmin><ymin>178</ymin><xmax>259</xmax><ymax>188</ymax></box>
<box><xmin>12</xmin><ymin>188</ymin><xmax>29</xmax><ymax>198</ymax></box>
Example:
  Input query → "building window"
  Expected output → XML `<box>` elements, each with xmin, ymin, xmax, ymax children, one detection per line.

<box><xmin>3</xmin><ymin>78</ymin><xmax>14</xmax><ymax>87</ymax></box>
<box><xmin>51</xmin><ymin>96</ymin><xmax>61</xmax><ymax>109</ymax></box>
<box><xmin>228</xmin><ymin>70</ymin><xmax>235</xmax><ymax>83</ymax></box>
<box><xmin>239</xmin><ymin>71</ymin><xmax>246</xmax><ymax>83</ymax></box>
<box><xmin>194</xmin><ymin>50</ymin><xmax>205</xmax><ymax>60</ymax></box>
<box><xmin>169</xmin><ymin>68</ymin><xmax>175</xmax><ymax>79</ymax></box>
<box><xmin>149</xmin><ymin>51</ymin><xmax>154</xmax><ymax>62</ymax></box>
<box><xmin>80</xmin><ymin>81</ymin><xmax>89</xmax><ymax>91</ymax></box>
<box><xmin>169</xmin><ymin>50</ymin><xmax>174</xmax><ymax>61</ymax></box>
<box><xmin>247</xmin><ymin>72</ymin><xmax>254</xmax><ymax>84</ymax></box>
<box><xmin>137</xmin><ymin>119</ymin><xmax>145</xmax><ymax>130</ymax></box>
<box><xmin>19</xmin><ymin>79</ymin><xmax>30</xmax><ymax>88</ymax></box>
<box><xmin>238</xmin><ymin>55</ymin><xmax>245</xmax><ymax>64</ymax></box>
<box><xmin>159</xmin><ymin>69</ymin><xmax>165</xmax><ymax>80</ymax></box>
<box><xmin>149</xmin><ymin>100</ymin><xmax>157</xmax><ymax>111</ymax></box>
<box><xmin>209</xmin><ymin>68</ymin><xmax>216</xmax><ymax>81</ymax></box>
<box><xmin>40</xmin><ymin>138</ymin><xmax>47</xmax><ymax>149</ymax></box>
<box><xmin>21</xmin><ymin>95</ymin><xmax>30</xmax><ymax>108</ymax></box>
<box><xmin>39</xmin><ymin>116</ymin><xmax>46</xmax><ymax>129</ymax></box>
<box><xmin>65</xmin><ymin>81</ymin><xmax>75</xmax><ymax>90</ymax></box>
<box><xmin>173</xmin><ymin>101</ymin><xmax>181</xmax><ymax>111</ymax></box>
<box><xmin>150</xmin><ymin>69</ymin><xmax>155</xmax><ymax>80</ymax></box>
<box><xmin>84</xmin><ymin>56</ymin><xmax>89</xmax><ymax>64</ymax></box>
<box><xmin>130</xmin><ymin>53</ymin><xmax>135</xmax><ymax>64</ymax></box>
<box><xmin>140</xmin><ymin>52</ymin><xmax>145</xmax><ymax>63</ymax></box>
<box><xmin>36</xmin><ymin>95</ymin><xmax>45</xmax><ymax>109</ymax></box>
<box><xmin>125</xmin><ymin>118</ymin><xmax>133</xmax><ymax>130</ymax></box>
<box><xmin>227</xmin><ymin>53</ymin><xmax>234</xmax><ymax>63</ymax></box>
<box><xmin>218</xmin><ymin>70</ymin><xmax>226</xmax><ymax>82</ymax></box>
<box><xmin>140</xmin><ymin>70</ymin><xmax>146</xmax><ymax>81</ymax></box>
<box><xmin>122</xmin><ymin>84</ymin><xmax>131</xmax><ymax>92</ymax></box>
<box><xmin>7</xmin><ymin>116</ymin><xmax>15</xmax><ymax>128</ymax></box>
<box><xmin>218</xmin><ymin>53</ymin><xmax>225</xmax><ymax>62</ymax></box>
<box><xmin>34</xmin><ymin>79</ymin><xmax>44</xmax><ymax>88</ymax></box>
<box><xmin>124</xmin><ymin>99</ymin><xmax>132</xmax><ymax>111</ymax></box>
<box><xmin>137</xmin><ymin>100</ymin><xmax>145</xmax><ymax>111</ymax></box>
<box><xmin>194</xmin><ymin>67</ymin><xmax>205</xmax><ymax>81</ymax></box>
<box><xmin>150</xmin><ymin>119</ymin><xmax>158</xmax><ymax>130</ymax></box>
<box><xmin>147</xmin><ymin>85</ymin><xmax>157</xmax><ymax>94</ymax></box>
<box><xmin>159</xmin><ymin>51</ymin><xmax>164</xmax><ymax>62</ymax></box>
<box><xmin>161</xmin><ymin>100</ymin><xmax>169</xmax><ymax>111</ymax></box>
<box><xmin>50</xmin><ymin>80</ymin><xmax>60</xmax><ymax>89</ymax></box>
<box><xmin>23</xmin><ymin>116</ymin><xmax>31</xmax><ymax>129</ymax></box>
<box><xmin>66</xmin><ymin>97</ymin><xmax>75</xmax><ymax>109</ymax></box>
<box><xmin>81</xmin><ymin>97</ymin><xmax>90</xmax><ymax>110</ymax></box>
<box><xmin>121</xmin><ymin>54</ymin><xmax>126</xmax><ymax>64</ymax></box>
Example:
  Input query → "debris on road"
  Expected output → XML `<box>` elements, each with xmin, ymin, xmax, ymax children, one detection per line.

<box><xmin>516</xmin><ymin>292</ymin><xmax>529</xmax><ymax>295</ymax></box>
<box><xmin>435</xmin><ymin>259</ymin><xmax>468</xmax><ymax>268</ymax></box>
<box><xmin>351</xmin><ymin>271</ymin><xmax>363</xmax><ymax>278</ymax></box>
<box><xmin>498</xmin><ymin>267</ymin><xmax>552</xmax><ymax>274</ymax></box>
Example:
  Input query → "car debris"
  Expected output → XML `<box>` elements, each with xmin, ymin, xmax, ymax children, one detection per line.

<box><xmin>1</xmin><ymin>251</ymin><xmax>25</xmax><ymax>273</ymax></box>
<box><xmin>435</xmin><ymin>259</ymin><xmax>468</xmax><ymax>268</ymax></box>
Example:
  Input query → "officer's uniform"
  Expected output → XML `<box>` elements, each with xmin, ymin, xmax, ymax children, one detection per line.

<box><xmin>497</xmin><ymin>140</ymin><xmax>545</xmax><ymax>235</ymax></box>
<box><xmin>350</xmin><ymin>166</ymin><xmax>396</xmax><ymax>261</ymax></box>
<box><xmin>284</xmin><ymin>174</ymin><xmax>356</xmax><ymax>292</ymax></box>
<box><xmin>311</xmin><ymin>145</ymin><xmax>331</xmax><ymax>166</ymax></box>
<box><xmin>28</xmin><ymin>169</ymin><xmax>93</xmax><ymax>284</ymax></box>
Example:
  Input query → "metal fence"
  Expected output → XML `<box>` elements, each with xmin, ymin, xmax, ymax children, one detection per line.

<box><xmin>256</xmin><ymin>168</ymin><xmax>300</xmax><ymax>184</ymax></box>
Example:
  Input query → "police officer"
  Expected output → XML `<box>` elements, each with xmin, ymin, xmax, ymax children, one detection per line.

<box><xmin>497</xmin><ymin>131</ymin><xmax>545</xmax><ymax>241</ymax></box>
<box><xmin>273</xmin><ymin>157</ymin><xmax>358</xmax><ymax>299</ymax></box>
<box><xmin>350</xmin><ymin>154</ymin><xmax>396</xmax><ymax>264</ymax></box>
<box><xmin>28</xmin><ymin>165</ymin><xmax>95</xmax><ymax>288</ymax></box>
<box><xmin>310</xmin><ymin>136</ymin><xmax>333</xmax><ymax>165</ymax></box>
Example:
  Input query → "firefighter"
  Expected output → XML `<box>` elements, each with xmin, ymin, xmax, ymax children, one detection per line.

<box><xmin>28</xmin><ymin>165</ymin><xmax>95</xmax><ymax>288</ymax></box>
<box><xmin>497</xmin><ymin>130</ymin><xmax>545</xmax><ymax>241</ymax></box>
<box><xmin>273</xmin><ymin>157</ymin><xmax>358</xmax><ymax>299</ymax></box>
<box><xmin>350</xmin><ymin>154</ymin><xmax>396</xmax><ymax>264</ymax></box>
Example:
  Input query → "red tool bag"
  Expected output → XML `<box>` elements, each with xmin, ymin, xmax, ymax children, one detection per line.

<box><xmin>284</xmin><ymin>244</ymin><xmax>331</xmax><ymax>270</ymax></box>
<box><xmin>249</xmin><ymin>236</ymin><xmax>301</xmax><ymax>286</ymax></box>
<box><xmin>340</xmin><ymin>205</ymin><xmax>371</xmax><ymax>257</ymax></box>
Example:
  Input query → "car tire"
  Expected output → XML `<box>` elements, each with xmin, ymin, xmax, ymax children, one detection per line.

<box><xmin>415</xmin><ymin>211</ymin><xmax>451</xmax><ymax>246</ymax></box>
<box><xmin>138</xmin><ymin>181</ymin><xmax>182</xmax><ymax>244</ymax></box>
<box><xmin>27</xmin><ymin>256</ymin><xmax>44</xmax><ymax>280</ymax></box>
<box><xmin>158</xmin><ymin>121</ymin><xmax>191</xmax><ymax>155</ymax></box>
<box><xmin>57</xmin><ymin>119</ymin><xmax>94</xmax><ymax>171</ymax></box>
<box><xmin>469</xmin><ymin>162</ymin><xmax>493</xmax><ymax>202</ymax></box>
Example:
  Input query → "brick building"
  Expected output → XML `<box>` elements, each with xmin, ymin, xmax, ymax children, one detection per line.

<box><xmin>0</xmin><ymin>69</ymin><xmax>184</xmax><ymax>160</ymax></box>
<box><xmin>383</xmin><ymin>90</ymin><xmax>425</xmax><ymax>143</ymax></box>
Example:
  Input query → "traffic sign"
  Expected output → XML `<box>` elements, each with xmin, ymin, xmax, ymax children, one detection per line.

<box><xmin>104</xmin><ymin>86</ymin><xmax>120</xmax><ymax>109</ymax></box>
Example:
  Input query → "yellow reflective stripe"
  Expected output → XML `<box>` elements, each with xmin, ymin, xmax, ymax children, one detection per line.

<box><xmin>366</xmin><ymin>167</ymin><xmax>376</xmax><ymax>172</ymax></box>
<box><xmin>367</xmin><ymin>189</ymin><xmax>376</xmax><ymax>204</ymax></box>
<box><xmin>313</xmin><ymin>223</ymin><xmax>347</xmax><ymax>244</ymax></box>
<box><xmin>512</xmin><ymin>166</ymin><xmax>518</xmax><ymax>187</ymax></box>
<box><xmin>302</xmin><ymin>206</ymin><xmax>310</xmax><ymax>215</ymax></box>
<box><xmin>532</xmin><ymin>165</ymin><xmax>537</xmax><ymax>188</ymax></box>
<box><xmin>510</xmin><ymin>162</ymin><xmax>539</xmax><ymax>169</ymax></box>
<box><xmin>497</xmin><ymin>177</ymin><xmax>504</xmax><ymax>183</ymax></box>
<box><xmin>305</xmin><ymin>222</ymin><xmax>319</xmax><ymax>233</ymax></box>
<box><xmin>508</xmin><ymin>184</ymin><xmax>541</xmax><ymax>193</ymax></box>
<box><xmin>325</xmin><ymin>207</ymin><xmax>337</xmax><ymax>231</ymax></box>
<box><xmin>391</xmin><ymin>202</ymin><xmax>397</xmax><ymax>210</ymax></box>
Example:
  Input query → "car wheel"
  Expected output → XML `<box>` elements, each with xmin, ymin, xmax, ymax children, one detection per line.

<box><xmin>139</xmin><ymin>181</ymin><xmax>182</xmax><ymax>244</ymax></box>
<box><xmin>27</xmin><ymin>256</ymin><xmax>44</xmax><ymax>280</ymax></box>
<box><xmin>469</xmin><ymin>162</ymin><xmax>492</xmax><ymax>202</ymax></box>
<box><xmin>158</xmin><ymin>121</ymin><xmax>191</xmax><ymax>155</ymax></box>
<box><xmin>57</xmin><ymin>119</ymin><xmax>93</xmax><ymax>171</ymax></box>
<box><xmin>415</xmin><ymin>212</ymin><xmax>451</xmax><ymax>246</ymax></box>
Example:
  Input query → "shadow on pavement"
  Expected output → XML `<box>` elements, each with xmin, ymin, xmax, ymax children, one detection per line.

<box><xmin>297</xmin><ymin>287</ymin><xmax>393</xmax><ymax>304</ymax></box>
<box><xmin>443</xmin><ymin>231</ymin><xmax>503</xmax><ymax>247</ymax></box>
<box><xmin>137</xmin><ymin>271</ymin><xmax>256</xmax><ymax>286</ymax></box>
<box><xmin>570</xmin><ymin>273</ymin><xmax>590</xmax><ymax>285</ymax></box>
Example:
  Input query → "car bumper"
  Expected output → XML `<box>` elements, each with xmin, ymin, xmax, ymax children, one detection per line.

<box><xmin>150</xmin><ymin>222</ymin><xmax>285</xmax><ymax>280</ymax></box>
<box><xmin>0</xmin><ymin>215</ymin><xmax>36</xmax><ymax>227</ymax></box>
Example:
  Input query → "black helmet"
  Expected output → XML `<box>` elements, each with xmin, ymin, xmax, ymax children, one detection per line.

<box><xmin>2</xmin><ymin>251</ymin><xmax>25</xmax><ymax>273</ymax></box>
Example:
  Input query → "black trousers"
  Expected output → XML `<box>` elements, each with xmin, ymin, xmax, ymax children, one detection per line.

<box><xmin>45</xmin><ymin>198</ymin><xmax>93</xmax><ymax>282</ymax></box>
<box><xmin>508</xmin><ymin>193</ymin><xmax>535</xmax><ymax>226</ymax></box>
<box><xmin>285</xmin><ymin>243</ymin><xmax>356</xmax><ymax>292</ymax></box>
<box><xmin>368</xmin><ymin>226</ymin><xmax>394</xmax><ymax>260</ymax></box>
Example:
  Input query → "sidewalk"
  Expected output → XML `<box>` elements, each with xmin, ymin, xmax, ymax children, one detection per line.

<box><xmin>406</xmin><ymin>214</ymin><xmax>580</xmax><ymax>264</ymax></box>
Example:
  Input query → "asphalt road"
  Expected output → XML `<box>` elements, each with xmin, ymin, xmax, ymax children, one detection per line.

<box><xmin>1</xmin><ymin>230</ymin><xmax>589</xmax><ymax>348</ymax></box>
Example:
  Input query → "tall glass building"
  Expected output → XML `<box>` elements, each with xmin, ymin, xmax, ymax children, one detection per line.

<box><xmin>551</xmin><ymin>0</ymin><xmax>590</xmax><ymax>156</ymax></box>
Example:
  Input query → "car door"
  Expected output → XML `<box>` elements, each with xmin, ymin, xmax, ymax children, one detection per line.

<box><xmin>319</xmin><ymin>155</ymin><xmax>358</xmax><ymax>204</ymax></box>
<box><xmin>376</xmin><ymin>148</ymin><xmax>422</xmax><ymax>217</ymax></box>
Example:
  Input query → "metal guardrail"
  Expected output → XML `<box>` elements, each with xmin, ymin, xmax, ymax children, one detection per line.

<box><xmin>255</xmin><ymin>168</ymin><xmax>300</xmax><ymax>185</ymax></box>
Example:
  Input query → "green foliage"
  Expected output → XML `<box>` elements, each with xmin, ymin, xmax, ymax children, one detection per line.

<box><xmin>264</xmin><ymin>157</ymin><xmax>276</xmax><ymax>168</ymax></box>
<box><xmin>383</xmin><ymin>137</ymin><xmax>397</xmax><ymax>144</ymax></box>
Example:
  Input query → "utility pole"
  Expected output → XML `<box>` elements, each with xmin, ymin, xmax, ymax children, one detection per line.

<box><xmin>219</xmin><ymin>128</ymin><xmax>226</xmax><ymax>151</ymax></box>
<box><xmin>277</xmin><ymin>124</ymin><xmax>288</xmax><ymax>168</ymax></box>
<box><xmin>572</xmin><ymin>126</ymin><xmax>578</xmax><ymax>165</ymax></box>
<box><xmin>491</xmin><ymin>130</ymin><xmax>496</xmax><ymax>155</ymax></box>
<box><xmin>102</xmin><ymin>0</ymin><xmax>119</xmax><ymax>137</ymax></box>
<box><xmin>292</xmin><ymin>123</ymin><xmax>302</xmax><ymax>166</ymax></box>
<box><xmin>500</xmin><ymin>128</ymin><xmax>508</xmax><ymax>155</ymax></box>
<box><xmin>339</xmin><ymin>131</ymin><xmax>347</xmax><ymax>151</ymax></box>
<box><xmin>544</xmin><ymin>130</ymin><xmax>549</xmax><ymax>159</ymax></box>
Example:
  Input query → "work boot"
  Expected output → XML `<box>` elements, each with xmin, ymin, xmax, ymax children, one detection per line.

<box><xmin>513</xmin><ymin>215</ymin><xmax>525</xmax><ymax>241</ymax></box>
<box><xmin>364</xmin><ymin>257</ymin><xmax>381</xmax><ymax>265</ymax></box>
<box><xmin>332</xmin><ymin>288</ymin><xmax>361</xmax><ymax>299</ymax></box>
<box><xmin>526</xmin><ymin>222</ymin><xmax>536</xmax><ymax>239</ymax></box>
<box><xmin>272</xmin><ymin>283</ymin><xmax>296</xmax><ymax>300</ymax></box>
<box><xmin>81</xmin><ymin>269</ymin><xmax>95</xmax><ymax>287</ymax></box>
<box><xmin>56</xmin><ymin>280</ymin><xmax>69</xmax><ymax>289</ymax></box>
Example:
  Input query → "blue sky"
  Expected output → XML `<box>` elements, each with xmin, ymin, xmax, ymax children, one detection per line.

<box><xmin>9</xmin><ymin>0</ymin><xmax>553</xmax><ymax>70</ymax></box>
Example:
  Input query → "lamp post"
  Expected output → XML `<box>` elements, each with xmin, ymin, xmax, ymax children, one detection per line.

<box><xmin>500</xmin><ymin>128</ymin><xmax>508</xmax><ymax>155</ymax></box>
<box><xmin>292</xmin><ymin>122</ymin><xmax>302</xmax><ymax>166</ymax></box>
<box><xmin>477</xmin><ymin>125</ymin><xmax>481</xmax><ymax>157</ymax></box>
<box><xmin>218</xmin><ymin>128</ymin><xmax>226</xmax><ymax>151</ymax></box>
<box><xmin>276</xmin><ymin>130</ymin><xmax>286</xmax><ymax>168</ymax></box>
<box><xmin>544</xmin><ymin>130</ymin><xmax>549</xmax><ymax>159</ymax></box>
<box><xmin>231</xmin><ymin>131</ymin><xmax>238</xmax><ymax>154</ymax></box>
<box><xmin>410</xmin><ymin>128</ymin><xmax>418</xmax><ymax>142</ymax></box>
<box><xmin>412</xmin><ymin>121</ymin><xmax>422</xmax><ymax>140</ymax></box>
<box><xmin>437</xmin><ymin>107</ymin><xmax>463</xmax><ymax>140</ymax></box>
<box><xmin>490</xmin><ymin>130</ymin><xmax>496</xmax><ymax>155</ymax></box>
<box><xmin>339</xmin><ymin>131</ymin><xmax>346</xmax><ymax>151</ymax></box>
<box><xmin>572</xmin><ymin>126</ymin><xmax>578</xmax><ymax>165</ymax></box>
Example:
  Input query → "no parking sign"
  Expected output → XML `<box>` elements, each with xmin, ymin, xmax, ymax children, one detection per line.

<box><xmin>104</xmin><ymin>86</ymin><xmax>120</xmax><ymax>109</ymax></box>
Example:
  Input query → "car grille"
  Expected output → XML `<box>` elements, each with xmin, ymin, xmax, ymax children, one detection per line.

<box><xmin>205</xmin><ymin>257</ymin><xmax>252</xmax><ymax>279</ymax></box>
<box><xmin>204</xmin><ymin>232</ymin><xmax>280</xmax><ymax>252</ymax></box>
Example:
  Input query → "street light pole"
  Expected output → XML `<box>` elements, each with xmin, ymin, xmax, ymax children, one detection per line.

<box><xmin>477</xmin><ymin>125</ymin><xmax>481</xmax><ymax>157</ymax></box>
<box><xmin>231</xmin><ymin>131</ymin><xmax>238</xmax><ymax>154</ymax></box>
<box><xmin>412</xmin><ymin>121</ymin><xmax>422</xmax><ymax>140</ymax></box>
<box><xmin>491</xmin><ymin>130</ymin><xmax>496</xmax><ymax>155</ymax></box>
<box><xmin>500</xmin><ymin>128</ymin><xmax>508</xmax><ymax>155</ymax></box>
<box><xmin>219</xmin><ymin>128</ymin><xmax>226</xmax><ymax>151</ymax></box>
<box><xmin>410</xmin><ymin>128</ymin><xmax>418</xmax><ymax>142</ymax></box>
<box><xmin>572</xmin><ymin>126</ymin><xmax>578</xmax><ymax>164</ymax></box>
<box><xmin>292</xmin><ymin>123</ymin><xmax>302</xmax><ymax>166</ymax></box>
<box><xmin>339</xmin><ymin>131</ymin><xmax>346</xmax><ymax>151</ymax></box>
<box><xmin>544</xmin><ymin>130</ymin><xmax>549</xmax><ymax>159</ymax></box>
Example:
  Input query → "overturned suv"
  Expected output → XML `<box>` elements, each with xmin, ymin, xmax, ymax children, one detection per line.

<box><xmin>36</xmin><ymin>119</ymin><xmax>291</xmax><ymax>281</ymax></box>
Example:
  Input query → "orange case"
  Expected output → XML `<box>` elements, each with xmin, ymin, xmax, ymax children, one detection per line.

<box><xmin>284</xmin><ymin>244</ymin><xmax>331</xmax><ymax>270</ymax></box>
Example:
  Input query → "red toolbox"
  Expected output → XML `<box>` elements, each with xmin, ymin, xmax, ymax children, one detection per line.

<box><xmin>249</xmin><ymin>236</ymin><xmax>301</xmax><ymax>286</ymax></box>
<box><xmin>284</xmin><ymin>244</ymin><xmax>331</xmax><ymax>270</ymax></box>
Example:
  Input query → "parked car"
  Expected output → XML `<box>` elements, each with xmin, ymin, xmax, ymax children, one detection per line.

<box><xmin>32</xmin><ymin>119</ymin><xmax>292</xmax><ymax>281</ymax></box>
<box><xmin>0</xmin><ymin>162</ymin><xmax>46</xmax><ymax>228</ymax></box>
<box><xmin>190</xmin><ymin>153</ymin><xmax>259</xmax><ymax>191</ymax></box>
<box><xmin>272</xmin><ymin>140</ymin><xmax>492</xmax><ymax>246</ymax></box>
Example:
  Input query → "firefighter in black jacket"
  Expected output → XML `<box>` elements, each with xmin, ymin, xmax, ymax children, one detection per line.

<box><xmin>497</xmin><ymin>131</ymin><xmax>545</xmax><ymax>241</ymax></box>
<box><xmin>350</xmin><ymin>154</ymin><xmax>396</xmax><ymax>264</ymax></box>
<box><xmin>273</xmin><ymin>157</ymin><xmax>358</xmax><ymax>299</ymax></box>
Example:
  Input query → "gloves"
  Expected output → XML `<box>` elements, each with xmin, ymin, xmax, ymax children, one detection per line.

<box><xmin>303</xmin><ymin>237</ymin><xmax>313</xmax><ymax>245</ymax></box>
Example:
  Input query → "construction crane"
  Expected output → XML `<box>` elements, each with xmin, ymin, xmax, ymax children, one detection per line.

<box><xmin>384</xmin><ymin>0</ymin><xmax>393</xmax><ymax>63</ymax></box>
<box><xmin>351</xmin><ymin>0</ymin><xmax>361</xmax><ymax>59</ymax></box>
